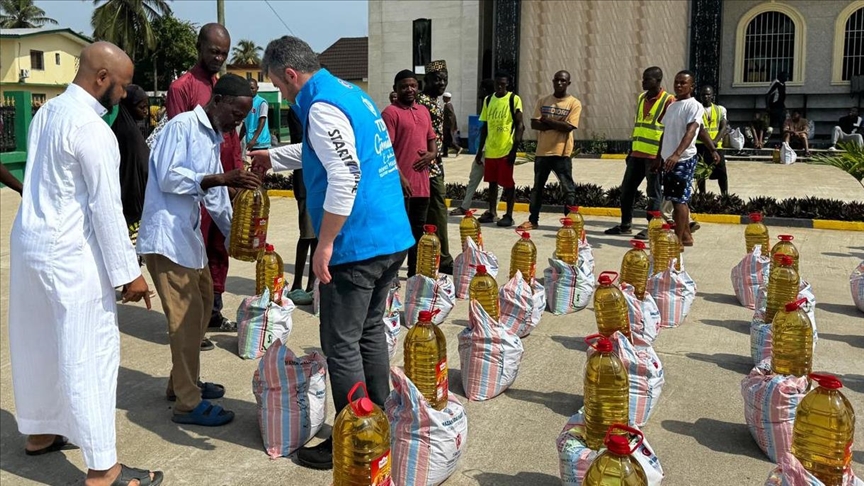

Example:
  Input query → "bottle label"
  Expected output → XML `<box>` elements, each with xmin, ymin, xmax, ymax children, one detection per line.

<box><xmin>272</xmin><ymin>275</ymin><xmax>284</xmax><ymax>303</ymax></box>
<box><xmin>252</xmin><ymin>217</ymin><xmax>268</xmax><ymax>249</ymax></box>
<box><xmin>436</xmin><ymin>357</ymin><xmax>448</xmax><ymax>401</ymax></box>
<box><xmin>370</xmin><ymin>450</ymin><xmax>392</xmax><ymax>486</ymax></box>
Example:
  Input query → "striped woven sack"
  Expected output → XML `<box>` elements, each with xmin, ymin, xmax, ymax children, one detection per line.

<box><xmin>752</xmin><ymin>280</ymin><xmax>819</xmax><ymax>365</ymax></box>
<box><xmin>646</xmin><ymin>258</ymin><xmax>697</xmax><ymax>328</ymax></box>
<box><xmin>765</xmin><ymin>456</ymin><xmax>864</xmax><ymax>486</ymax></box>
<box><xmin>236</xmin><ymin>288</ymin><xmax>295</xmax><ymax>359</ymax></box>
<box><xmin>731</xmin><ymin>244</ymin><xmax>771</xmax><ymax>309</ymax></box>
<box><xmin>740</xmin><ymin>359</ymin><xmax>807</xmax><ymax>464</ymax></box>
<box><xmin>404</xmin><ymin>274</ymin><xmax>456</xmax><ymax>327</ymax></box>
<box><xmin>252</xmin><ymin>340</ymin><xmax>328</xmax><ymax>458</ymax></box>
<box><xmin>543</xmin><ymin>240</ymin><xmax>595</xmax><ymax>315</ymax></box>
<box><xmin>851</xmin><ymin>261</ymin><xmax>864</xmax><ymax>313</ymax></box>
<box><xmin>453</xmin><ymin>238</ymin><xmax>499</xmax><ymax>299</ymax></box>
<box><xmin>587</xmin><ymin>331</ymin><xmax>665</xmax><ymax>426</ymax></box>
<box><xmin>620</xmin><ymin>282</ymin><xmax>661</xmax><ymax>347</ymax></box>
<box><xmin>498</xmin><ymin>270</ymin><xmax>546</xmax><ymax>338</ymax></box>
<box><xmin>385</xmin><ymin>367</ymin><xmax>468</xmax><ymax>486</ymax></box>
<box><xmin>556</xmin><ymin>411</ymin><xmax>664</xmax><ymax>486</ymax></box>
<box><xmin>385</xmin><ymin>281</ymin><xmax>403</xmax><ymax>359</ymax></box>
<box><xmin>458</xmin><ymin>300</ymin><xmax>524</xmax><ymax>401</ymax></box>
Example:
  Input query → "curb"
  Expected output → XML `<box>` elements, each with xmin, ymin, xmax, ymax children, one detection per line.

<box><xmin>266</xmin><ymin>190</ymin><xmax>863</xmax><ymax>232</ymax></box>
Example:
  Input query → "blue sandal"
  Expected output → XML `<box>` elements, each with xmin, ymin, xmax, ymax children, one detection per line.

<box><xmin>171</xmin><ymin>400</ymin><xmax>234</xmax><ymax>426</ymax></box>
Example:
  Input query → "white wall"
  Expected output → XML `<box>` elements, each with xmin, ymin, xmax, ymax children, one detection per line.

<box><xmin>368</xmin><ymin>0</ymin><xmax>480</xmax><ymax>131</ymax></box>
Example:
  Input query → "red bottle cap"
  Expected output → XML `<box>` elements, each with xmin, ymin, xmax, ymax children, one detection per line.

<box><xmin>598</xmin><ymin>271</ymin><xmax>619</xmax><ymax>285</ymax></box>
<box><xmin>662</xmin><ymin>223</ymin><xmax>672</xmax><ymax>230</ymax></box>
<box><xmin>630</xmin><ymin>240</ymin><xmax>646</xmax><ymax>250</ymax></box>
<box><xmin>648</xmin><ymin>211</ymin><xmax>662</xmax><ymax>218</ymax></box>
<box><xmin>465</xmin><ymin>209</ymin><xmax>475</xmax><ymax>217</ymax></box>
<box><xmin>784</xmin><ymin>297</ymin><xmax>807</xmax><ymax>312</ymax></box>
<box><xmin>778</xmin><ymin>234</ymin><xmax>794</xmax><ymax>242</ymax></box>
<box><xmin>774</xmin><ymin>254</ymin><xmax>794</xmax><ymax>266</ymax></box>
<box><xmin>603</xmin><ymin>424</ymin><xmax>643</xmax><ymax>455</ymax></box>
<box><xmin>749</xmin><ymin>213</ymin><xmax>763</xmax><ymax>223</ymax></box>
<box><xmin>560</xmin><ymin>218</ymin><xmax>573</xmax><ymax>226</ymax></box>
<box><xmin>418</xmin><ymin>310</ymin><xmax>433</xmax><ymax>321</ymax></box>
<box><xmin>475</xmin><ymin>264</ymin><xmax>487</xmax><ymax>274</ymax></box>
<box><xmin>809</xmin><ymin>373</ymin><xmax>843</xmax><ymax>390</ymax></box>
<box><xmin>516</xmin><ymin>228</ymin><xmax>531</xmax><ymax>239</ymax></box>
<box><xmin>585</xmin><ymin>333</ymin><xmax>613</xmax><ymax>352</ymax></box>
<box><xmin>347</xmin><ymin>382</ymin><xmax>375</xmax><ymax>416</ymax></box>
<box><xmin>266</xmin><ymin>244</ymin><xmax>274</xmax><ymax>252</ymax></box>
<box><xmin>424</xmin><ymin>224</ymin><xmax>437</xmax><ymax>233</ymax></box>
<box><xmin>568</xmin><ymin>205</ymin><xmax>580</xmax><ymax>213</ymax></box>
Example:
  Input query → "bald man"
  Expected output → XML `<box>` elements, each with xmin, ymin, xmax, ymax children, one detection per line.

<box><xmin>8</xmin><ymin>41</ymin><xmax>163</xmax><ymax>486</ymax></box>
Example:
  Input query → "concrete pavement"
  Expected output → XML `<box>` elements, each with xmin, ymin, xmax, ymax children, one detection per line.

<box><xmin>1</xmin><ymin>187</ymin><xmax>862</xmax><ymax>486</ymax></box>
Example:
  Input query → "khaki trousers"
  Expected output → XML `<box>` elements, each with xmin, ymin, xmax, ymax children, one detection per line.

<box><xmin>144</xmin><ymin>254</ymin><xmax>213</xmax><ymax>412</ymax></box>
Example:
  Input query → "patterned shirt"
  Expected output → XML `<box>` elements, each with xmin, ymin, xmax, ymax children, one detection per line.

<box><xmin>415</xmin><ymin>92</ymin><xmax>444</xmax><ymax>177</ymax></box>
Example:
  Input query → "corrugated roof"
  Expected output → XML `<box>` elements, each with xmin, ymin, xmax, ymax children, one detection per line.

<box><xmin>318</xmin><ymin>37</ymin><xmax>368</xmax><ymax>81</ymax></box>
<box><xmin>0</xmin><ymin>27</ymin><xmax>92</xmax><ymax>44</ymax></box>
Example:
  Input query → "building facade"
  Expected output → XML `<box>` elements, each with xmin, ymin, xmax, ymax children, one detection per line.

<box><xmin>0</xmin><ymin>28</ymin><xmax>92</xmax><ymax>102</ymax></box>
<box><xmin>368</xmin><ymin>0</ymin><xmax>864</xmax><ymax>142</ymax></box>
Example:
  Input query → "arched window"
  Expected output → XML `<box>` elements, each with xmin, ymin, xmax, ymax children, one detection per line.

<box><xmin>734</xmin><ymin>3</ymin><xmax>806</xmax><ymax>86</ymax></box>
<box><xmin>833</xmin><ymin>2</ymin><xmax>864</xmax><ymax>84</ymax></box>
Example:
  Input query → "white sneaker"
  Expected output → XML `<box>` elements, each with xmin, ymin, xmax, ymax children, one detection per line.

<box><xmin>827</xmin><ymin>146</ymin><xmax>838</xmax><ymax>151</ymax></box>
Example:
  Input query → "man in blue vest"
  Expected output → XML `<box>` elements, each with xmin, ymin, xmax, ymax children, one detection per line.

<box><xmin>250</xmin><ymin>35</ymin><xmax>413</xmax><ymax>470</ymax></box>
<box><xmin>239</xmin><ymin>78</ymin><xmax>271</xmax><ymax>151</ymax></box>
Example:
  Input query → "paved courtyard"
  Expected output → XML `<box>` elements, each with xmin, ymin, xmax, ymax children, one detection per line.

<box><xmin>0</xmin><ymin>170</ymin><xmax>862</xmax><ymax>485</ymax></box>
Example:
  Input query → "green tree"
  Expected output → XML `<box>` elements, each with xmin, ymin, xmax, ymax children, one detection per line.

<box><xmin>230</xmin><ymin>39</ymin><xmax>262</xmax><ymax>66</ymax></box>
<box><xmin>0</xmin><ymin>0</ymin><xmax>58</xmax><ymax>28</ymax></box>
<box><xmin>133</xmin><ymin>13</ymin><xmax>197</xmax><ymax>92</ymax></box>
<box><xmin>90</xmin><ymin>0</ymin><xmax>171</xmax><ymax>61</ymax></box>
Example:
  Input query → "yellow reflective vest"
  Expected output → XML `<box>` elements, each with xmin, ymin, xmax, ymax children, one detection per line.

<box><xmin>631</xmin><ymin>91</ymin><xmax>672</xmax><ymax>156</ymax></box>
<box><xmin>696</xmin><ymin>103</ymin><xmax>723</xmax><ymax>148</ymax></box>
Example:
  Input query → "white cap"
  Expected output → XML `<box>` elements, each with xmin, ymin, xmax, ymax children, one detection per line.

<box><xmin>443</xmin><ymin>92</ymin><xmax>452</xmax><ymax>98</ymax></box>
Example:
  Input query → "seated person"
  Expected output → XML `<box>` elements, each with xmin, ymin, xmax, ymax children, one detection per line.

<box><xmin>745</xmin><ymin>111</ymin><xmax>772</xmax><ymax>149</ymax></box>
<box><xmin>783</xmin><ymin>111</ymin><xmax>810</xmax><ymax>156</ymax></box>
<box><xmin>828</xmin><ymin>107</ymin><xmax>863</xmax><ymax>151</ymax></box>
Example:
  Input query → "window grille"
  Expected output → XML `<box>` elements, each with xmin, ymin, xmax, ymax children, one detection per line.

<box><xmin>743</xmin><ymin>11</ymin><xmax>795</xmax><ymax>83</ymax></box>
<box><xmin>842</xmin><ymin>7</ymin><xmax>864</xmax><ymax>81</ymax></box>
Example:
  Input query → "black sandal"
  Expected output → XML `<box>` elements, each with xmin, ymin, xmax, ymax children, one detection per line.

<box><xmin>110</xmin><ymin>464</ymin><xmax>163</xmax><ymax>486</ymax></box>
<box><xmin>25</xmin><ymin>435</ymin><xmax>70</xmax><ymax>456</ymax></box>
<box><xmin>167</xmin><ymin>381</ymin><xmax>225</xmax><ymax>402</ymax></box>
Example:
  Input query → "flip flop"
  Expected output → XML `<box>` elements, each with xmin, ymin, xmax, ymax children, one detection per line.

<box><xmin>167</xmin><ymin>381</ymin><xmax>225</xmax><ymax>402</ymax></box>
<box><xmin>110</xmin><ymin>464</ymin><xmax>164</xmax><ymax>486</ymax></box>
<box><xmin>25</xmin><ymin>436</ymin><xmax>70</xmax><ymax>456</ymax></box>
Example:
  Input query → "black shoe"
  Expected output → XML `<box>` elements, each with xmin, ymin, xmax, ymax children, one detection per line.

<box><xmin>604</xmin><ymin>225</ymin><xmax>632</xmax><ymax>235</ymax></box>
<box><xmin>496</xmin><ymin>215</ymin><xmax>514</xmax><ymax>227</ymax></box>
<box><xmin>449</xmin><ymin>207</ymin><xmax>468</xmax><ymax>216</ymax></box>
<box><xmin>208</xmin><ymin>312</ymin><xmax>223</xmax><ymax>329</ymax></box>
<box><xmin>634</xmin><ymin>229</ymin><xmax>648</xmax><ymax>240</ymax></box>
<box><xmin>689</xmin><ymin>221</ymin><xmax>701</xmax><ymax>233</ymax></box>
<box><xmin>297</xmin><ymin>437</ymin><xmax>333</xmax><ymax>470</ymax></box>
<box><xmin>439</xmin><ymin>264</ymin><xmax>454</xmax><ymax>276</ymax></box>
<box><xmin>200</xmin><ymin>338</ymin><xmax>214</xmax><ymax>351</ymax></box>
<box><xmin>477</xmin><ymin>211</ymin><xmax>496</xmax><ymax>224</ymax></box>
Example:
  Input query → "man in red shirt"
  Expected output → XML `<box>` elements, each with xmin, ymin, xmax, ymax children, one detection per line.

<box><xmin>381</xmin><ymin>70</ymin><xmax>437</xmax><ymax>277</ymax></box>
<box><xmin>165</xmin><ymin>23</ymin><xmax>238</xmax><ymax>350</ymax></box>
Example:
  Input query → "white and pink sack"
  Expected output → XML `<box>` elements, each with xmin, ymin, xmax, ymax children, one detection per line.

<box><xmin>498</xmin><ymin>270</ymin><xmax>546</xmax><ymax>338</ymax></box>
<box><xmin>457</xmin><ymin>300</ymin><xmax>524</xmax><ymax>401</ymax></box>
<box><xmin>453</xmin><ymin>238</ymin><xmax>499</xmax><ymax>299</ymax></box>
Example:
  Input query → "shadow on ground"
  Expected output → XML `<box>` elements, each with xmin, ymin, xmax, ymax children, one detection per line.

<box><xmin>699</xmin><ymin>318</ymin><xmax>750</xmax><ymax>335</ymax></box>
<box><xmin>551</xmin><ymin>335</ymin><xmax>590</xmax><ymax>352</ymax></box>
<box><xmin>118</xmin><ymin>303</ymin><xmax>168</xmax><ymax>346</ymax></box>
<box><xmin>661</xmin><ymin>418</ymin><xmax>768</xmax><ymax>460</ymax></box>
<box><xmin>686</xmin><ymin>352</ymin><xmax>754</xmax><ymax>374</ymax></box>
<box><xmin>0</xmin><ymin>409</ymin><xmax>83</xmax><ymax>485</ymax></box>
<box><xmin>815</xmin><ymin>302</ymin><xmax>862</xmax><ymax>319</ymax></box>
<box><xmin>839</xmin><ymin>374</ymin><xmax>864</xmax><ymax>394</ymax></box>
<box><xmin>698</xmin><ymin>292</ymin><xmax>743</xmax><ymax>307</ymax></box>
<box><xmin>504</xmin><ymin>388</ymin><xmax>580</xmax><ymax>417</ymax></box>
<box><xmin>465</xmin><ymin>470</ymin><xmax>562</xmax><ymax>486</ymax></box>
<box><xmin>225</xmin><ymin>276</ymin><xmax>256</xmax><ymax>298</ymax></box>
<box><xmin>818</xmin><ymin>332</ymin><xmax>864</xmax><ymax>349</ymax></box>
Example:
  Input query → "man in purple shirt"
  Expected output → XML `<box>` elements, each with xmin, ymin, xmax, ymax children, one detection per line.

<box><xmin>381</xmin><ymin>70</ymin><xmax>437</xmax><ymax>277</ymax></box>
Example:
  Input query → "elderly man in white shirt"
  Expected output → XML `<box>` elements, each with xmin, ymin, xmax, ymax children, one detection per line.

<box><xmin>137</xmin><ymin>74</ymin><xmax>259</xmax><ymax>427</ymax></box>
<box><xmin>9</xmin><ymin>42</ymin><xmax>162</xmax><ymax>486</ymax></box>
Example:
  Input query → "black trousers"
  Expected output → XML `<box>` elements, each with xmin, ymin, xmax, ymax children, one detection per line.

<box><xmin>619</xmin><ymin>155</ymin><xmax>663</xmax><ymax>227</ymax></box>
<box><xmin>404</xmin><ymin>196</ymin><xmax>431</xmax><ymax>278</ymax></box>
<box><xmin>528</xmin><ymin>155</ymin><xmax>577</xmax><ymax>224</ymax></box>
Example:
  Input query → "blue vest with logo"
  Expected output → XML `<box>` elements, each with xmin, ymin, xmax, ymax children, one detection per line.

<box><xmin>292</xmin><ymin>69</ymin><xmax>412</xmax><ymax>266</ymax></box>
<box><xmin>245</xmin><ymin>95</ymin><xmax>271</xmax><ymax>148</ymax></box>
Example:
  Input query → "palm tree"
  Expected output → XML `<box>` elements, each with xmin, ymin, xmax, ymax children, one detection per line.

<box><xmin>90</xmin><ymin>0</ymin><xmax>172</xmax><ymax>61</ymax></box>
<box><xmin>0</xmin><ymin>0</ymin><xmax>58</xmax><ymax>28</ymax></box>
<box><xmin>231</xmin><ymin>40</ymin><xmax>262</xmax><ymax>66</ymax></box>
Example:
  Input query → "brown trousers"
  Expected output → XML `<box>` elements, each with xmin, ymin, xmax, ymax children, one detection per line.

<box><xmin>144</xmin><ymin>253</ymin><xmax>213</xmax><ymax>412</ymax></box>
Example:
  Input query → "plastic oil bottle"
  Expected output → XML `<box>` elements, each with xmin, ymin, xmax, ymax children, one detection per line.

<box><xmin>771</xmin><ymin>234</ymin><xmax>800</xmax><ymax>273</ymax></box>
<box><xmin>469</xmin><ymin>264</ymin><xmax>499</xmax><ymax>321</ymax></box>
<box><xmin>556</xmin><ymin>218</ymin><xmax>579</xmax><ymax>264</ymax></box>
<box><xmin>652</xmin><ymin>224</ymin><xmax>680</xmax><ymax>274</ymax></box>
<box><xmin>416</xmin><ymin>224</ymin><xmax>441</xmax><ymax>279</ymax></box>
<box><xmin>620</xmin><ymin>240</ymin><xmax>650</xmax><ymax>300</ymax></box>
<box><xmin>647</xmin><ymin>211</ymin><xmax>664</xmax><ymax>251</ymax></box>
<box><xmin>594</xmin><ymin>272</ymin><xmax>631</xmax><ymax>341</ymax></box>
<box><xmin>509</xmin><ymin>229</ymin><xmax>537</xmax><ymax>281</ymax></box>
<box><xmin>403</xmin><ymin>310</ymin><xmax>448</xmax><ymax>410</ymax></box>
<box><xmin>765</xmin><ymin>254</ymin><xmax>800</xmax><ymax>323</ymax></box>
<box><xmin>229</xmin><ymin>181</ymin><xmax>270</xmax><ymax>262</ymax></box>
<box><xmin>771</xmin><ymin>297</ymin><xmax>813</xmax><ymax>377</ymax></box>
<box><xmin>333</xmin><ymin>382</ymin><xmax>392</xmax><ymax>486</ymax></box>
<box><xmin>583</xmin><ymin>424</ymin><xmax>648</xmax><ymax>486</ymax></box>
<box><xmin>566</xmin><ymin>205</ymin><xmax>585</xmax><ymax>241</ymax></box>
<box><xmin>256</xmin><ymin>244</ymin><xmax>284</xmax><ymax>303</ymax></box>
<box><xmin>459</xmin><ymin>209</ymin><xmax>483</xmax><ymax>251</ymax></box>
<box><xmin>791</xmin><ymin>373</ymin><xmax>856</xmax><ymax>486</ymax></box>
<box><xmin>744</xmin><ymin>212</ymin><xmax>770</xmax><ymax>255</ymax></box>
<box><xmin>584</xmin><ymin>334</ymin><xmax>630</xmax><ymax>451</ymax></box>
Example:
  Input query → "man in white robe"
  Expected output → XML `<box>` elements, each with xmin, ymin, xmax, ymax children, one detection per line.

<box><xmin>8</xmin><ymin>42</ymin><xmax>163</xmax><ymax>486</ymax></box>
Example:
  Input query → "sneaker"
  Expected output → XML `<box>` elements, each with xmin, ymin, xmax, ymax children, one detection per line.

<box><xmin>517</xmin><ymin>221</ymin><xmax>538</xmax><ymax>231</ymax></box>
<box><xmin>297</xmin><ymin>437</ymin><xmax>333</xmax><ymax>470</ymax></box>
<box><xmin>827</xmin><ymin>146</ymin><xmax>838</xmax><ymax>151</ymax></box>
<box><xmin>219</xmin><ymin>317</ymin><xmax>237</xmax><ymax>332</ymax></box>
<box><xmin>477</xmin><ymin>211</ymin><xmax>496</xmax><ymax>223</ymax></box>
<box><xmin>496</xmin><ymin>215</ymin><xmax>514</xmax><ymax>227</ymax></box>
<box><xmin>449</xmin><ymin>207</ymin><xmax>468</xmax><ymax>216</ymax></box>
<box><xmin>689</xmin><ymin>221</ymin><xmax>701</xmax><ymax>233</ymax></box>
<box><xmin>200</xmin><ymin>338</ymin><xmax>214</xmax><ymax>351</ymax></box>
<box><xmin>604</xmin><ymin>225</ymin><xmax>632</xmax><ymax>235</ymax></box>
<box><xmin>634</xmin><ymin>229</ymin><xmax>648</xmax><ymax>240</ymax></box>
